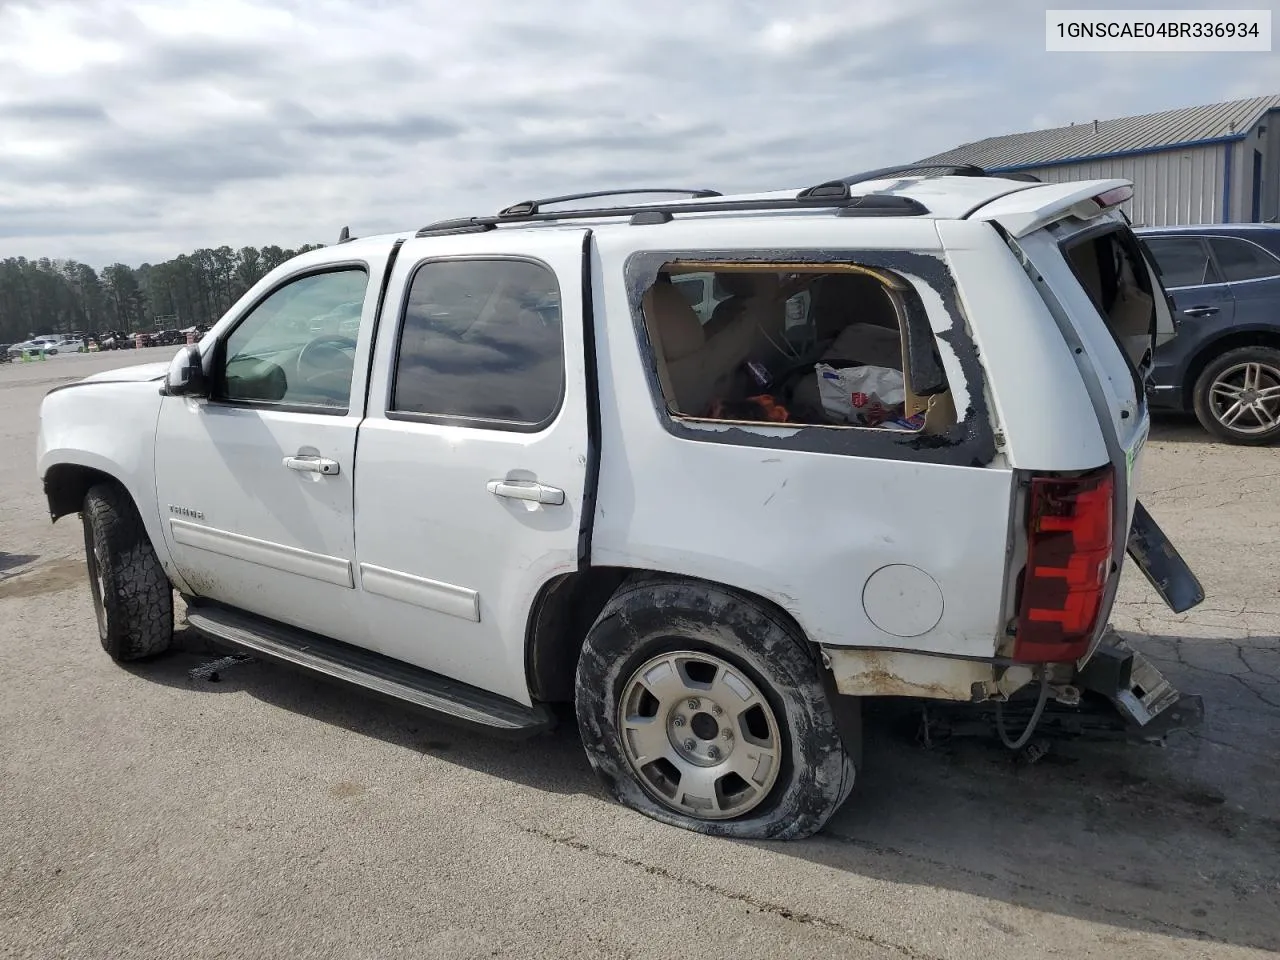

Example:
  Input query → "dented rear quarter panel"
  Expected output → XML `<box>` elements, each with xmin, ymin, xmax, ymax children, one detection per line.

<box><xmin>588</xmin><ymin>220</ymin><xmax>1016</xmax><ymax>659</ymax></box>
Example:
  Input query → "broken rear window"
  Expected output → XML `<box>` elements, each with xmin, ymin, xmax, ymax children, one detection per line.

<box><xmin>639</xmin><ymin>262</ymin><xmax>956</xmax><ymax>435</ymax></box>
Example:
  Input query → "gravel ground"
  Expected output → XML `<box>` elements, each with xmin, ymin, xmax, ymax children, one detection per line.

<box><xmin>1</xmin><ymin>349</ymin><xmax>1277</xmax><ymax>960</ymax></box>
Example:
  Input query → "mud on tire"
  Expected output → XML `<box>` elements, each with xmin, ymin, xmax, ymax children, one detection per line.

<box><xmin>82</xmin><ymin>482</ymin><xmax>173</xmax><ymax>662</ymax></box>
<box><xmin>574</xmin><ymin>577</ymin><xmax>857</xmax><ymax>840</ymax></box>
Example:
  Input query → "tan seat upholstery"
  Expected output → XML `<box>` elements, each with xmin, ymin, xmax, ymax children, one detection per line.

<box><xmin>643</xmin><ymin>280</ymin><xmax>707</xmax><ymax>413</ymax></box>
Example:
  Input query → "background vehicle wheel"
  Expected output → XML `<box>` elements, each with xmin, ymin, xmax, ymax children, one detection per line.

<box><xmin>1192</xmin><ymin>345</ymin><xmax>1280</xmax><ymax>445</ymax></box>
<box><xmin>575</xmin><ymin>577</ymin><xmax>857</xmax><ymax>840</ymax></box>
<box><xmin>82</xmin><ymin>483</ymin><xmax>173</xmax><ymax>662</ymax></box>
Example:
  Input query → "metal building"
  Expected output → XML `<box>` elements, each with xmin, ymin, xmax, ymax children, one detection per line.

<box><xmin>917</xmin><ymin>95</ymin><xmax>1280</xmax><ymax>226</ymax></box>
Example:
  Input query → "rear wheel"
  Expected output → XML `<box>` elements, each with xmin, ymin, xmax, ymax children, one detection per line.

<box><xmin>575</xmin><ymin>577</ymin><xmax>857</xmax><ymax>840</ymax></box>
<box><xmin>82</xmin><ymin>483</ymin><xmax>173</xmax><ymax>661</ymax></box>
<box><xmin>1192</xmin><ymin>346</ymin><xmax>1280</xmax><ymax>445</ymax></box>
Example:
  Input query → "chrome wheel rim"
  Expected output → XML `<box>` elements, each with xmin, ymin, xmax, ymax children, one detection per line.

<box><xmin>1209</xmin><ymin>361</ymin><xmax>1280</xmax><ymax>436</ymax></box>
<box><xmin>618</xmin><ymin>651</ymin><xmax>782</xmax><ymax>820</ymax></box>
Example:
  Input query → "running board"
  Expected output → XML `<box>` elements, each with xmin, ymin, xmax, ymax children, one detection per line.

<box><xmin>185</xmin><ymin>605</ymin><xmax>554</xmax><ymax>738</ymax></box>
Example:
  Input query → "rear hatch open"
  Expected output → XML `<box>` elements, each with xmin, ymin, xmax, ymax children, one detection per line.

<box><xmin>969</xmin><ymin>180</ymin><xmax>1202</xmax><ymax>620</ymax></box>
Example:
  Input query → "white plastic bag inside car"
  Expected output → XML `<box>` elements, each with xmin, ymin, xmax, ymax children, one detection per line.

<box><xmin>816</xmin><ymin>363</ymin><xmax>905</xmax><ymax>426</ymax></box>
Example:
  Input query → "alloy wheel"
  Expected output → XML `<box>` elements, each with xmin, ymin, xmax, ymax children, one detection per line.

<box><xmin>618</xmin><ymin>650</ymin><xmax>782</xmax><ymax>820</ymax></box>
<box><xmin>1208</xmin><ymin>360</ymin><xmax>1280</xmax><ymax>436</ymax></box>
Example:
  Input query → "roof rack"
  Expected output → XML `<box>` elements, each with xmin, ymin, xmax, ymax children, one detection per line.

<box><xmin>842</xmin><ymin>163</ymin><xmax>989</xmax><ymax>185</ymax></box>
<box><xmin>498</xmin><ymin>188</ymin><xmax>721</xmax><ymax>218</ymax></box>
<box><xmin>797</xmin><ymin>163</ymin><xmax>1046</xmax><ymax>201</ymax></box>
<box><xmin>796</xmin><ymin>164</ymin><xmax>991</xmax><ymax>202</ymax></box>
<box><xmin>415</xmin><ymin>191</ymin><xmax>928</xmax><ymax>237</ymax></box>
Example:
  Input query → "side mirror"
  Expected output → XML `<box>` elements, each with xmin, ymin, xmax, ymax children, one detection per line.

<box><xmin>163</xmin><ymin>345</ymin><xmax>208</xmax><ymax>397</ymax></box>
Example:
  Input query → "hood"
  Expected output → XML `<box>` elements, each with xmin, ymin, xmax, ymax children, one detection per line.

<box><xmin>81</xmin><ymin>361</ymin><xmax>169</xmax><ymax>384</ymax></box>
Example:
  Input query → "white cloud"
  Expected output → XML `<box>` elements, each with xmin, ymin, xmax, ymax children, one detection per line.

<box><xmin>0</xmin><ymin>0</ymin><xmax>1273</xmax><ymax>265</ymax></box>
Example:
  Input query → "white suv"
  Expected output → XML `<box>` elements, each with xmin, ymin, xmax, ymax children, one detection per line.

<box><xmin>38</xmin><ymin>167</ymin><xmax>1205</xmax><ymax>839</ymax></box>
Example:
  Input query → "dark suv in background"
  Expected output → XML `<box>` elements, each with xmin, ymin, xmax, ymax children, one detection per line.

<box><xmin>1137</xmin><ymin>224</ymin><xmax>1280</xmax><ymax>444</ymax></box>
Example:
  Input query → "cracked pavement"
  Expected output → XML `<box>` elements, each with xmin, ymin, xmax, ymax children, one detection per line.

<box><xmin>1</xmin><ymin>353</ymin><xmax>1278</xmax><ymax>960</ymax></box>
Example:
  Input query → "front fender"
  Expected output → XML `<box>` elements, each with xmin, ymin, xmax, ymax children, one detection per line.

<box><xmin>38</xmin><ymin>381</ymin><xmax>192</xmax><ymax>594</ymax></box>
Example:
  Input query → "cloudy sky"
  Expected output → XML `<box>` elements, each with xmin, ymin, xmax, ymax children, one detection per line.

<box><xmin>0</xmin><ymin>0</ymin><xmax>1276</xmax><ymax>266</ymax></box>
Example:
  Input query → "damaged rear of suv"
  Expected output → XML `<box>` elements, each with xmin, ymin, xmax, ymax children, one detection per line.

<box><xmin>38</xmin><ymin>165</ymin><xmax>1204</xmax><ymax>841</ymax></box>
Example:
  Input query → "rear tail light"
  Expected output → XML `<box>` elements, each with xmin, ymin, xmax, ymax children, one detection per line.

<box><xmin>1013</xmin><ymin>466</ymin><xmax>1115</xmax><ymax>663</ymax></box>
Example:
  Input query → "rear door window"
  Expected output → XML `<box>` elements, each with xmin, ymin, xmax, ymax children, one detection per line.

<box><xmin>1142</xmin><ymin>236</ymin><xmax>1220</xmax><ymax>287</ymax></box>
<box><xmin>1208</xmin><ymin>236</ymin><xmax>1280</xmax><ymax>282</ymax></box>
<box><xmin>390</xmin><ymin>258</ymin><xmax>564</xmax><ymax>429</ymax></box>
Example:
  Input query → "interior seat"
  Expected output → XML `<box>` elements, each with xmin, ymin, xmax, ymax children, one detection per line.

<box><xmin>645</xmin><ymin>274</ymin><xmax>779</xmax><ymax>416</ymax></box>
<box><xmin>642</xmin><ymin>278</ymin><xmax>708</xmax><ymax>414</ymax></box>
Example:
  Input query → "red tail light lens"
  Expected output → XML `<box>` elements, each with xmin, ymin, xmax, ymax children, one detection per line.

<box><xmin>1014</xmin><ymin>466</ymin><xmax>1115</xmax><ymax>663</ymax></box>
<box><xmin>1093</xmin><ymin>185</ymin><xmax>1133</xmax><ymax>209</ymax></box>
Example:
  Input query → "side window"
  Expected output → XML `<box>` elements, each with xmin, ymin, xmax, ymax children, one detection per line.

<box><xmin>639</xmin><ymin>264</ymin><xmax>954</xmax><ymax>435</ymax></box>
<box><xmin>220</xmin><ymin>268</ymin><xmax>368</xmax><ymax>409</ymax></box>
<box><xmin>1208</xmin><ymin>237</ymin><xmax>1280</xmax><ymax>283</ymax></box>
<box><xmin>1143</xmin><ymin>237</ymin><xmax>1219</xmax><ymax>287</ymax></box>
<box><xmin>391</xmin><ymin>259</ymin><xmax>564</xmax><ymax>428</ymax></box>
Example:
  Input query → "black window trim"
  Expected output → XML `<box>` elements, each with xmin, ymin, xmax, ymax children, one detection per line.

<box><xmin>384</xmin><ymin>253</ymin><xmax>568</xmax><ymax>434</ymax></box>
<box><xmin>1140</xmin><ymin>234</ymin><xmax>1224</xmax><ymax>290</ymax></box>
<box><xmin>208</xmin><ymin>261</ymin><xmax>372</xmax><ymax>418</ymax></box>
<box><xmin>1204</xmin><ymin>233</ymin><xmax>1280</xmax><ymax>285</ymax></box>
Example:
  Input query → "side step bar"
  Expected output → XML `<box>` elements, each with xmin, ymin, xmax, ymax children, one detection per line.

<box><xmin>185</xmin><ymin>605</ymin><xmax>555</xmax><ymax>738</ymax></box>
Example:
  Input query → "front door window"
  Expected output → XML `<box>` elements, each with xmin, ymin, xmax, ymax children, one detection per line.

<box><xmin>220</xmin><ymin>268</ymin><xmax>368</xmax><ymax>409</ymax></box>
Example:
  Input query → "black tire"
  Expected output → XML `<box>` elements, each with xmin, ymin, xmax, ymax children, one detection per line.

<box><xmin>574</xmin><ymin>577</ymin><xmax>857</xmax><ymax>840</ymax></box>
<box><xmin>1191</xmin><ymin>345</ymin><xmax>1280</xmax><ymax>445</ymax></box>
<box><xmin>82</xmin><ymin>483</ymin><xmax>173</xmax><ymax>662</ymax></box>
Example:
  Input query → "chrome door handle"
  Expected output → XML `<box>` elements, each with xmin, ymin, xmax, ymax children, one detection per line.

<box><xmin>486</xmin><ymin>479</ymin><xmax>565</xmax><ymax>505</ymax></box>
<box><xmin>284</xmin><ymin>455</ymin><xmax>340</xmax><ymax>476</ymax></box>
<box><xmin>1182</xmin><ymin>306</ymin><xmax>1219</xmax><ymax>317</ymax></box>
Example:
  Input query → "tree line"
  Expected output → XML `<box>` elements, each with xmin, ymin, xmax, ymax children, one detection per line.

<box><xmin>0</xmin><ymin>243</ymin><xmax>324</xmax><ymax>343</ymax></box>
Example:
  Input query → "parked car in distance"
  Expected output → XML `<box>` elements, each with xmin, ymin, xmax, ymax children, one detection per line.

<box><xmin>1137</xmin><ymin>224</ymin><xmax>1280</xmax><ymax>444</ymax></box>
<box><xmin>8</xmin><ymin>335</ymin><xmax>62</xmax><ymax>357</ymax></box>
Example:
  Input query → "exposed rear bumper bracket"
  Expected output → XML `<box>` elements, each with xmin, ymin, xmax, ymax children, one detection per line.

<box><xmin>1076</xmin><ymin>633</ymin><xmax>1203</xmax><ymax>740</ymax></box>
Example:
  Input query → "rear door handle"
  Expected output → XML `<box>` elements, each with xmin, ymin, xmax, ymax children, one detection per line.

<box><xmin>486</xmin><ymin>479</ymin><xmax>565</xmax><ymax>505</ymax></box>
<box><xmin>284</xmin><ymin>455</ymin><xmax>340</xmax><ymax>476</ymax></box>
<box><xmin>1182</xmin><ymin>306</ymin><xmax>1219</xmax><ymax>317</ymax></box>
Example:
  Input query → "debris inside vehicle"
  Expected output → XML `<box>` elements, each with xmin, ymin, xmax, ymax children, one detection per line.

<box><xmin>643</xmin><ymin>264</ymin><xmax>958</xmax><ymax>434</ymax></box>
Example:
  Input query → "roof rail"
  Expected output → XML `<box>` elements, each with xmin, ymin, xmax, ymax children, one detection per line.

<box><xmin>842</xmin><ymin>163</ymin><xmax>988</xmax><ymax>185</ymax></box>
<box><xmin>415</xmin><ymin>191</ymin><xmax>929</xmax><ymax>237</ymax></box>
<box><xmin>498</xmin><ymin>188</ymin><xmax>721</xmax><ymax>218</ymax></box>
<box><xmin>796</xmin><ymin>164</ymin><xmax>990</xmax><ymax>202</ymax></box>
<box><xmin>798</xmin><ymin>165</ymin><xmax>1049</xmax><ymax>202</ymax></box>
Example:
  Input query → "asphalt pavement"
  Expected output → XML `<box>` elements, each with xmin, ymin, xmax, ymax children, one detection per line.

<box><xmin>1</xmin><ymin>350</ymin><xmax>1277</xmax><ymax>960</ymax></box>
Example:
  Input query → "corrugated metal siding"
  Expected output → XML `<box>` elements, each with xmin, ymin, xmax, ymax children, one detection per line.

<box><xmin>1006</xmin><ymin>145</ymin><xmax>1227</xmax><ymax>226</ymax></box>
<box><xmin>1266</xmin><ymin>122</ymin><xmax>1280</xmax><ymax>221</ymax></box>
<box><xmin>918</xmin><ymin>95</ymin><xmax>1280</xmax><ymax>169</ymax></box>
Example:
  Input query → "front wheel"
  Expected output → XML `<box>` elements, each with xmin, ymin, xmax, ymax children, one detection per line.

<box><xmin>1192</xmin><ymin>345</ymin><xmax>1280</xmax><ymax>445</ymax></box>
<box><xmin>82</xmin><ymin>483</ymin><xmax>174</xmax><ymax>661</ymax></box>
<box><xmin>575</xmin><ymin>578</ymin><xmax>857</xmax><ymax>840</ymax></box>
